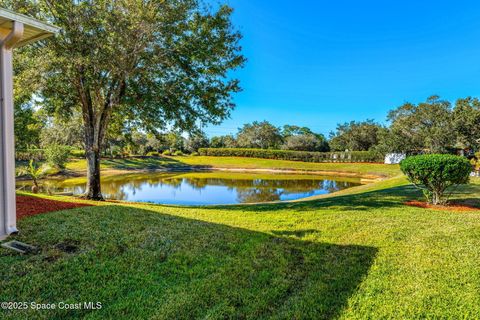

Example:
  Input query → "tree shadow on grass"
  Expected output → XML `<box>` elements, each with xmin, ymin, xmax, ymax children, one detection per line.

<box><xmin>189</xmin><ymin>184</ymin><xmax>425</xmax><ymax>213</ymax></box>
<box><xmin>1</xmin><ymin>205</ymin><xmax>377</xmax><ymax>319</ymax></box>
<box><xmin>450</xmin><ymin>198</ymin><xmax>480</xmax><ymax>209</ymax></box>
<box><xmin>101</xmin><ymin>156</ymin><xmax>214</xmax><ymax>172</ymax></box>
<box><xmin>271</xmin><ymin>229</ymin><xmax>320</xmax><ymax>238</ymax></box>
<box><xmin>434</xmin><ymin>182</ymin><xmax>480</xmax><ymax>208</ymax></box>
<box><xmin>102</xmin><ymin>156</ymin><xmax>187</xmax><ymax>171</ymax></box>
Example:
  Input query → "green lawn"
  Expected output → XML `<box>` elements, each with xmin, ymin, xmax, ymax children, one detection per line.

<box><xmin>2</xmin><ymin>173</ymin><xmax>480</xmax><ymax>318</ymax></box>
<box><xmin>62</xmin><ymin>155</ymin><xmax>400</xmax><ymax>178</ymax></box>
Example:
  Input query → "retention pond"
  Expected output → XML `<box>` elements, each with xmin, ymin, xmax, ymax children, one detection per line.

<box><xmin>17</xmin><ymin>171</ymin><xmax>362</xmax><ymax>205</ymax></box>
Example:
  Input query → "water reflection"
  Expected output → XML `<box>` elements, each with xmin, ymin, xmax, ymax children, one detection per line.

<box><xmin>17</xmin><ymin>172</ymin><xmax>361</xmax><ymax>205</ymax></box>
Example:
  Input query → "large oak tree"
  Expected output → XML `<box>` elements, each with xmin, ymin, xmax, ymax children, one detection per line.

<box><xmin>453</xmin><ymin>97</ymin><xmax>480</xmax><ymax>151</ymax></box>
<box><xmin>6</xmin><ymin>0</ymin><xmax>245</xmax><ymax>199</ymax></box>
<box><xmin>329</xmin><ymin>120</ymin><xmax>384</xmax><ymax>151</ymax></box>
<box><xmin>236</xmin><ymin>121</ymin><xmax>283</xmax><ymax>149</ymax></box>
<box><xmin>382</xmin><ymin>96</ymin><xmax>455</xmax><ymax>153</ymax></box>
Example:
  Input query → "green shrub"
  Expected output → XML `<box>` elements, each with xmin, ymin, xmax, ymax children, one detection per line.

<box><xmin>44</xmin><ymin>145</ymin><xmax>71</xmax><ymax>169</ymax></box>
<box><xmin>173</xmin><ymin>150</ymin><xmax>184</xmax><ymax>156</ymax></box>
<box><xmin>147</xmin><ymin>151</ymin><xmax>160</xmax><ymax>157</ymax></box>
<box><xmin>190</xmin><ymin>151</ymin><xmax>199</xmax><ymax>156</ymax></box>
<box><xmin>162</xmin><ymin>150</ymin><xmax>172</xmax><ymax>156</ymax></box>
<box><xmin>400</xmin><ymin>154</ymin><xmax>472</xmax><ymax>205</ymax></box>
<box><xmin>198</xmin><ymin>148</ymin><xmax>383</xmax><ymax>163</ymax></box>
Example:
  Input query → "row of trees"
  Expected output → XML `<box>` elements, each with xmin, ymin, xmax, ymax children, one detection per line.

<box><xmin>211</xmin><ymin>122</ymin><xmax>329</xmax><ymax>152</ymax></box>
<box><xmin>330</xmin><ymin>95</ymin><xmax>480</xmax><ymax>154</ymax></box>
<box><xmin>15</xmin><ymin>112</ymin><xmax>330</xmax><ymax>155</ymax></box>
<box><xmin>16</xmin><ymin>95</ymin><xmax>480</xmax><ymax>158</ymax></box>
<box><xmin>206</xmin><ymin>95</ymin><xmax>479</xmax><ymax>155</ymax></box>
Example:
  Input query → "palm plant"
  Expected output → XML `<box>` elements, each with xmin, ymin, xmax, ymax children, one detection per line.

<box><xmin>21</xmin><ymin>160</ymin><xmax>46</xmax><ymax>193</ymax></box>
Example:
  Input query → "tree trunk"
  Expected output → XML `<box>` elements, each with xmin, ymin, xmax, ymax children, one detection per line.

<box><xmin>83</xmin><ymin>111</ymin><xmax>104</xmax><ymax>200</ymax></box>
<box><xmin>77</xmin><ymin>73</ymin><xmax>125</xmax><ymax>200</ymax></box>
<box><xmin>84</xmin><ymin>147</ymin><xmax>103</xmax><ymax>200</ymax></box>
<box><xmin>431</xmin><ymin>191</ymin><xmax>441</xmax><ymax>205</ymax></box>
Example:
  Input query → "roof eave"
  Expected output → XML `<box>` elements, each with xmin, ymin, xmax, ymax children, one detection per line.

<box><xmin>0</xmin><ymin>8</ymin><xmax>60</xmax><ymax>34</ymax></box>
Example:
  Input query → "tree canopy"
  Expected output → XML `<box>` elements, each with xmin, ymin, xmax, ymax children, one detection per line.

<box><xmin>185</xmin><ymin>132</ymin><xmax>209</xmax><ymax>153</ymax></box>
<box><xmin>329</xmin><ymin>120</ymin><xmax>383</xmax><ymax>151</ymax></box>
<box><xmin>236</xmin><ymin>121</ymin><xmax>283</xmax><ymax>149</ymax></box>
<box><xmin>210</xmin><ymin>135</ymin><xmax>237</xmax><ymax>148</ymax></box>
<box><xmin>6</xmin><ymin>0</ymin><xmax>245</xmax><ymax>199</ymax></box>
<box><xmin>282</xmin><ymin>125</ymin><xmax>315</xmax><ymax>137</ymax></box>
<box><xmin>282</xmin><ymin>134</ymin><xmax>329</xmax><ymax>152</ymax></box>
<box><xmin>452</xmin><ymin>97</ymin><xmax>480</xmax><ymax>150</ymax></box>
<box><xmin>381</xmin><ymin>96</ymin><xmax>455</xmax><ymax>153</ymax></box>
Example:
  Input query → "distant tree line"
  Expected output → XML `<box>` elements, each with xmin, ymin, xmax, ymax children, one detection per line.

<box><xmin>211</xmin><ymin>122</ymin><xmax>330</xmax><ymax>152</ymax></box>
<box><xmin>15</xmin><ymin>95</ymin><xmax>480</xmax><ymax>157</ymax></box>
<box><xmin>329</xmin><ymin>95</ymin><xmax>480</xmax><ymax>155</ymax></box>
<box><xmin>206</xmin><ymin>95</ymin><xmax>479</xmax><ymax>155</ymax></box>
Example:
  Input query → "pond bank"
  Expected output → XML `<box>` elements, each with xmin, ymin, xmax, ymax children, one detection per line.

<box><xmin>17</xmin><ymin>155</ymin><xmax>399</xmax><ymax>184</ymax></box>
<box><xmin>18</xmin><ymin>170</ymin><xmax>364</xmax><ymax>206</ymax></box>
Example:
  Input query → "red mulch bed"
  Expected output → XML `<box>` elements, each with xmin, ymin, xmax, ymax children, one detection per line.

<box><xmin>16</xmin><ymin>195</ymin><xmax>92</xmax><ymax>219</ymax></box>
<box><xmin>405</xmin><ymin>200</ymin><xmax>479</xmax><ymax>212</ymax></box>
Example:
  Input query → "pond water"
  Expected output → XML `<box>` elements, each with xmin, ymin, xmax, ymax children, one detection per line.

<box><xmin>17</xmin><ymin>172</ymin><xmax>362</xmax><ymax>205</ymax></box>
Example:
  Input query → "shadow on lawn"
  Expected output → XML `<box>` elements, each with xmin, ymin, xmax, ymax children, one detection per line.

<box><xmin>2</xmin><ymin>205</ymin><xmax>377</xmax><ymax>320</ymax></box>
<box><xmin>271</xmin><ymin>229</ymin><xmax>320</xmax><ymax>238</ymax></box>
<box><xmin>192</xmin><ymin>184</ymin><xmax>425</xmax><ymax>213</ymax></box>
<box><xmin>449</xmin><ymin>183</ymin><xmax>480</xmax><ymax>207</ymax></box>
<box><xmin>450</xmin><ymin>198</ymin><xmax>480</xmax><ymax>208</ymax></box>
<box><xmin>101</xmin><ymin>156</ymin><xmax>213</xmax><ymax>171</ymax></box>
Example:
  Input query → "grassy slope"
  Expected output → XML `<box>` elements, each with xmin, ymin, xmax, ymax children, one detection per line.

<box><xmin>63</xmin><ymin>155</ymin><xmax>400</xmax><ymax>178</ymax></box>
<box><xmin>2</xmin><ymin>176</ymin><xmax>480</xmax><ymax>319</ymax></box>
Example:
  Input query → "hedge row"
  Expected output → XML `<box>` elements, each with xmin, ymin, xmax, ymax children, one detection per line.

<box><xmin>198</xmin><ymin>148</ymin><xmax>383</xmax><ymax>163</ymax></box>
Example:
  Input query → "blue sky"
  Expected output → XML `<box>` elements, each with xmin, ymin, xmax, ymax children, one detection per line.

<box><xmin>205</xmin><ymin>0</ymin><xmax>480</xmax><ymax>137</ymax></box>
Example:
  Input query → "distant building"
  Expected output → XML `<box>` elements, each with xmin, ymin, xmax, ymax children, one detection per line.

<box><xmin>384</xmin><ymin>153</ymin><xmax>406</xmax><ymax>164</ymax></box>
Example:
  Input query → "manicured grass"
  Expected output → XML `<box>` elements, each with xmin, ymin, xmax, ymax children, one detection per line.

<box><xmin>180</xmin><ymin>156</ymin><xmax>401</xmax><ymax>177</ymax></box>
<box><xmin>62</xmin><ymin>155</ymin><xmax>400</xmax><ymax>178</ymax></box>
<box><xmin>2</xmin><ymin>176</ymin><xmax>480</xmax><ymax>318</ymax></box>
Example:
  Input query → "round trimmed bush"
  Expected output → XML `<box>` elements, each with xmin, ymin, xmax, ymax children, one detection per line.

<box><xmin>400</xmin><ymin>154</ymin><xmax>472</xmax><ymax>205</ymax></box>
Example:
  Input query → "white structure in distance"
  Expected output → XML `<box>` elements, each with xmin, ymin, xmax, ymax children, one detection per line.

<box><xmin>384</xmin><ymin>153</ymin><xmax>406</xmax><ymax>164</ymax></box>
